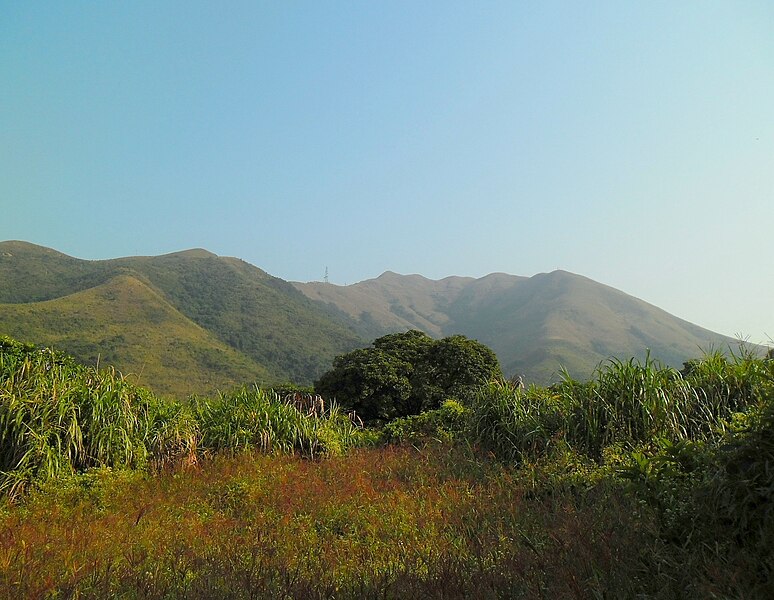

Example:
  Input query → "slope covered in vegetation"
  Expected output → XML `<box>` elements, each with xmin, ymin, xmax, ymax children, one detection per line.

<box><xmin>296</xmin><ymin>269</ymin><xmax>745</xmax><ymax>383</ymax></box>
<box><xmin>0</xmin><ymin>241</ymin><xmax>363</xmax><ymax>391</ymax></box>
<box><xmin>1</xmin><ymin>335</ymin><xmax>772</xmax><ymax>597</ymax></box>
<box><xmin>0</xmin><ymin>275</ymin><xmax>271</xmax><ymax>396</ymax></box>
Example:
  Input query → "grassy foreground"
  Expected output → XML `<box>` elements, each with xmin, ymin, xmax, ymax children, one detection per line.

<box><xmin>1</xmin><ymin>336</ymin><xmax>773</xmax><ymax>598</ymax></box>
<box><xmin>0</xmin><ymin>446</ymin><xmax>661</xmax><ymax>599</ymax></box>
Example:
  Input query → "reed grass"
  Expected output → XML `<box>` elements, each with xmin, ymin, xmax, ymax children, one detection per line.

<box><xmin>0</xmin><ymin>337</ymin><xmax>363</xmax><ymax>498</ymax></box>
<box><xmin>193</xmin><ymin>386</ymin><xmax>360</xmax><ymax>458</ymax></box>
<box><xmin>470</xmin><ymin>350</ymin><xmax>772</xmax><ymax>463</ymax></box>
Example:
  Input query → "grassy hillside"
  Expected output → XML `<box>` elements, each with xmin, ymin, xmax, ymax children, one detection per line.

<box><xmin>294</xmin><ymin>271</ymin><xmax>477</xmax><ymax>337</ymax></box>
<box><xmin>0</xmin><ymin>240</ymin><xmax>116</xmax><ymax>302</ymax></box>
<box><xmin>295</xmin><ymin>270</ymin><xmax>744</xmax><ymax>383</ymax></box>
<box><xmin>1</xmin><ymin>241</ymin><xmax>750</xmax><ymax>388</ymax></box>
<box><xmin>0</xmin><ymin>274</ymin><xmax>271</xmax><ymax>396</ymax></box>
<box><xmin>446</xmin><ymin>270</ymin><xmax>744</xmax><ymax>382</ymax></box>
<box><xmin>0</xmin><ymin>241</ymin><xmax>365</xmax><ymax>390</ymax></box>
<box><xmin>110</xmin><ymin>251</ymin><xmax>363</xmax><ymax>383</ymax></box>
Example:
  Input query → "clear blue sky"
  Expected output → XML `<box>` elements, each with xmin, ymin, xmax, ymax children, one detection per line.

<box><xmin>1</xmin><ymin>2</ymin><xmax>772</xmax><ymax>344</ymax></box>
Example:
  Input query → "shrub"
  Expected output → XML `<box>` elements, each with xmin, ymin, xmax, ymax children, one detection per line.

<box><xmin>0</xmin><ymin>341</ymin><xmax>197</xmax><ymax>497</ymax></box>
<box><xmin>468</xmin><ymin>380</ymin><xmax>563</xmax><ymax>462</ymax></box>
<box><xmin>383</xmin><ymin>399</ymin><xmax>469</xmax><ymax>444</ymax></box>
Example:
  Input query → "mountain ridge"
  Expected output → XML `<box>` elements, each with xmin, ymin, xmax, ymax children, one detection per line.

<box><xmin>294</xmin><ymin>268</ymin><xmax>745</xmax><ymax>383</ymax></box>
<box><xmin>0</xmin><ymin>241</ymin><xmax>752</xmax><ymax>392</ymax></box>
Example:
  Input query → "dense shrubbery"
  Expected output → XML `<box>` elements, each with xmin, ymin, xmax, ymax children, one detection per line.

<box><xmin>0</xmin><ymin>337</ymin><xmax>364</xmax><ymax>498</ymax></box>
<box><xmin>2</xmin><ymin>333</ymin><xmax>773</xmax><ymax>597</ymax></box>
<box><xmin>465</xmin><ymin>347</ymin><xmax>774</xmax><ymax>597</ymax></box>
<box><xmin>469</xmin><ymin>350</ymin><xmax>772</xmax><ymax>463</ymax></box>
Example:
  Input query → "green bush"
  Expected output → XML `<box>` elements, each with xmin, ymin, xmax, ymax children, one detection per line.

<box><xmin>0</xmin><ymin>337</ymin><xmax>367</xmax><ymax>497</ymax></box>
<box><xmin>469</xmin><ymin>380</ymin><xmax>563</xmax><ymax>462</ymax></box>
<box><xmin>316</xmin><ymin>331</ymin><xmax>502</xmax><ymax>424</ymax></box>
<box><xmin>0</xmin><ymin>339</ymin><xmax>197</xmax><ymax>497</ymax></box>
<box><xmin>383</xmin><ymin>399</ymin><xmax>469</xmax><ymax>444</ymax></box>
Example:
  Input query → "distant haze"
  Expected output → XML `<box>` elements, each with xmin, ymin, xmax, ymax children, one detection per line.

<box><xmin>1</xmin><ymin>3</ymin><xmax>771</xmax><ymax>344</ymax></box>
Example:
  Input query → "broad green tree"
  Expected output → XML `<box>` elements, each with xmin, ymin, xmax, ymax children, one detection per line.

<box><xmin>315</xmin><ymin>330</ymin><xmax>501</xmax><ymax>423</ymax></box>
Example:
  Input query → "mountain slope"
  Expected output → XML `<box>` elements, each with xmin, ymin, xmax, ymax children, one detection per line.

<box><xmin>0</xmin><ymin>240</ymin><xmax>116</xmax><ymax>302</ymax></box>
<box><xmin>0</xmin><ymin>274</ymin><xmax>271</xmax><ymax>397</ymax></box>
<box><xmin>108</xmin><ymin>252</ymin><xmax>363</xmax><ymax>382</ymax></box>
<box><xmin>0</xmin><ymin>241</ymin><xmax>748</xmax><ymax>388</ymax></box>
<box><xmin>295</xmin><ymin>270</ymin><xmax>743</xmax><ymax>383</ymax></box>
<box><xmin>0</xmin><ymin>241</ymin><xmax>364</xmax><ymax>390</ymax></box>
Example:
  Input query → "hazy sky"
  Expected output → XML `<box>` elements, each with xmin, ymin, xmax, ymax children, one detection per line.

<box><xmin>1</xmin><ymin>2</ymin><xmax>772</xmax><ymax>344</ymax></box>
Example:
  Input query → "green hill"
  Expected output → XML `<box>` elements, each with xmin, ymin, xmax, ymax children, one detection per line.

<box><xmin>0</xmin><ymin>274</ymin><xmax>271</xmax><ymax>397</ymax></box>
<box><xmin>1</xmin><ymin>240</ymin><xmax>752</xmax><ymax>390</ymax></box>
<box><xmin>0</xmin><ymin>241</ymin><xmax>363</xmax><ymax>393</ymax></box>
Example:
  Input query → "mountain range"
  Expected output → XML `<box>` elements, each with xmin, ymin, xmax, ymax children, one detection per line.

<box><xmin>0</xmin><ymin>241</ymin><xmax>744</xmax><ymax>396</ymax></box>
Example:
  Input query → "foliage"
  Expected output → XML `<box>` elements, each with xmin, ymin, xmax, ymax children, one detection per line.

<box><xmin>469</xmin><ymin>380</ymin><xmax>564</xmax><ymax>462</ymax></box>
<box><xmin>316</xmin><ymin>330</ymin><xmax>502</xmax><ymax>423</ymax></box>
<box><xmin>193</xmin><ymin>386</ymin><xmax>360</xmax><ymax>458</ymax></box>
<box><xmin>314</xmin><ymin>348</ymin><xmax>413</xmax><ymax>423</ymax></box>
<box><xmin>383</xmin><ymin>399</ymin><xmax>469</xmax><ymax>444</ymax></box>
<box><xmin>470</xmin><ymin>352</ymin><xmax>769</xmax><ymax>464</ymax></box>
<box><xmin>0</xmin><ymin>337</ymin><xmax>364</xmax><ymax>497</ymax></box>
<box><xmin>2</xmin><ymin>330</ymin><xmax>773</xmax><ymax>597</ymax></box>
<box><xmin>0</xmin><ymin>445</ymin><xmax>663</xmax><ymax>599</ymax></box>
<box><xmin>0</xmin><ymin>337</ymin><xmax>197</xmax><ymax>498</ymax></box>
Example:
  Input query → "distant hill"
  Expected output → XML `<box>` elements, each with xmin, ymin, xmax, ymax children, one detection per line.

<box><xmin>0</xmin><ymin>240</ymin><xmax>750</xmax><ymax>392</ymax></box>
<box><xmin>294</xmin><ymin>270</ymin><xmax>746</xmax><ymax>383</ymax></box>
<box><xmin>0</xmin><ymin>241</ymin><xmax>362</xmax><ymax>395</ymax></box>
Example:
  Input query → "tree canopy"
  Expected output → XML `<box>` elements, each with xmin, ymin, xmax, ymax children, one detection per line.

<box><xmin>315</xmin><ymin>330</ymin><xmax>501</xmax><ymax>423</ymax></box>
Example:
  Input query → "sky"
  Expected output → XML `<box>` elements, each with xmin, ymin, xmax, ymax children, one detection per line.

<box><xmin>1</xmin><ymin>1</ymin><xmax>772</xmax><ymax>344</ymax></box>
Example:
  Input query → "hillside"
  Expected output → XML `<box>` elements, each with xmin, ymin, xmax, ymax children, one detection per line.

<box><xmin>294</xmin><ymin>270</ymin><xmax>744</xmax><ymax>383</ymax></box>
<box><xmin>0</xmin><ymin>274</ymin><xmax>271</xmax><ymax>396</ymax></box>
<box><xmin>0</xmin><ymin>241</ymin><xmax>363</xmax><ymax>392</ymax></box>
<box><xmin>0</xmin><ymin>240</ymin><xmax>749</xmax><ymax>388</ymax></box>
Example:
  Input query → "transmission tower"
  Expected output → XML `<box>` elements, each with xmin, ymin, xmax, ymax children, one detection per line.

<box><xmin>324</xmin><ymin>266</ymin><xmax>329</xmax><ymax>284</ymax></box>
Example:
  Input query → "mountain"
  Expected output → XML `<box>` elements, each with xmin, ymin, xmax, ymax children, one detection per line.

<box><xmin>293</xmin><ymin>270</ymin><xmax>745</xmax><ymax>383</ymax></box>
<box><xmin>0</xmin><ymin>240</ymin><xmax>748</xmax><ymax>392</ymax></box>
<box><xmin>0</xmin><ymin>241</ymin><xmax>362</xmax><ymax>395</ymax></box>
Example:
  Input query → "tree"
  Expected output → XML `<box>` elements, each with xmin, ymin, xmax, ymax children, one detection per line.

<box><xmin>315</xmin><ymin>330</ymin><xmax>502</xmax><ymax>423</ymax></box>
<box><xmin>413</xmin><ymin>335</ymin><xmax>502</xmax><ymax>410</ymax></box>
<box><xmin>314</xmin><ymin>348</ymin><xmax>412</xmax><ymax>423</ymax></box>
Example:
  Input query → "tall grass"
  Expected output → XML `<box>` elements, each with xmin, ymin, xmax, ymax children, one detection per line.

<box><xmin>193</xmin><ymin>386</ymin><xmax>361</xmax><ymax>458</ymax></box>
<box><xmin>470</xmin><ymin>350</ymin><xmax>772</xmax><ymax>462</ymax></box>
<box><xmin>0</xmin><ymin>337</ymin><xmax>363</xmax><ymax>498</ymax></box>
<box><xmin>0</xmin><ymin>341</ymin><xmax>197</xmax><ymax>497</ymax></box>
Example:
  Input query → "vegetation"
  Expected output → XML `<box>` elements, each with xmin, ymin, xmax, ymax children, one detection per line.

<box><xmin>0</xmin><ymin>275</ymin><xmax>271</xmax><ymax>396</ymax></box>
<box><xmin>1</xmin><ymin>332</ymin><xmax>772</xmax><ymax>598</ymax></box>
<box><xmin>0</xmin><ymin>241</ymin><xmax>363</xmax><ymax>393</ymax></box>
<box><xmin>0</xmin><ymin>337</ymin><xmax>363</xmax><ymax>499</ymax></box>
<box><xmin>295</xmin><ymin>268</ymin><xmax>747</xmax><ymax>384</ymax></box>
<box><xmin>2</xmin><ymin>241</ymin><xmax>751</xmax><ymax>396</ymax></box>
<box><xmin>315</xmin><ymin>330</ymin><xmax>501</xmax><ymax>423</ymax></box>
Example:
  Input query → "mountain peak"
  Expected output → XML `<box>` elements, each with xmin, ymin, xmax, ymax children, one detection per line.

<box><xmin>160</xmin><ymin>248</ymin><xmax>218</xmax><ymax>259</ymax></box>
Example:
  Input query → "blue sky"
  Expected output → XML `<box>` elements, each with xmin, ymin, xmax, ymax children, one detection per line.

<box><xmin>1</xmin><ymin>1</ymin><xmax>772</xmax><ymax>344</ymax></box>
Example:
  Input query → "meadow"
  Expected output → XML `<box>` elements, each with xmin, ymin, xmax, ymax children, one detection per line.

<box><xmin>1</xmin><ymin>335</ymin><xmax>772</xmax><ymax>598</ymax></box>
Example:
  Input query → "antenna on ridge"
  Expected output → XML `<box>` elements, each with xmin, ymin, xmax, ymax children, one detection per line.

<box><xmin>324</xmin><ymin>266</ymin><xmax>329</xmax><ymax>284</ymax></box>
